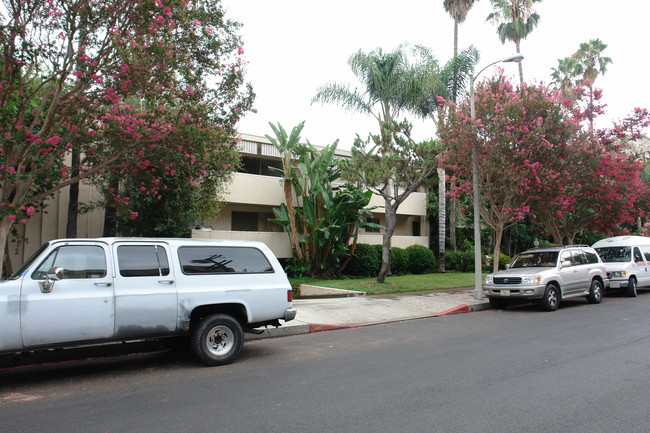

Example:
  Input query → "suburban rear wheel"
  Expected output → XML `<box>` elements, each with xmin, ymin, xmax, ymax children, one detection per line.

<box><xmin>626</xmin><ymin>277</ymin><xmax>637</xmax><ymax>298</ymax></box>
<box><xmin>489</xmin><ymin>298</ymin><xmax>509</xmax><ymax>310</ymax></box>
<box><xmin>191</xmin><ymin>314</ymin><xmax>243</xmax><ymax>366</ymax></box>
<box><xmin>586</xmin><ymin>279</ymin><xmax>603</xmax><ymax>304</ymax></box>
<box><xmin>540</xmin><ymin>283</ymin><xmax>560</xmax><ymax>311</ymax></box>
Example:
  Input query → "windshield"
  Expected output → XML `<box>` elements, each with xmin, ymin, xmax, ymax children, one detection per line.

<box><xmin>511</xmin><ymin>251</ymin><xmax>559</xmax><ymax>268</ymax></box>
<box><xmin>6</xmin><ymin>242</ymin><xmax>50</xmax><ymax>280</ymax></box>
<box><xmin>595</xmin><ymin>246</ymin><xmax>631</xmax><ymax>263</ymax></box>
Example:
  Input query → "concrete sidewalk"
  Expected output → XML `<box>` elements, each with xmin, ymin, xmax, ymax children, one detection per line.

<box><xmin>247</xmin><ymin>288</ymin><xmax>492</xmax><ymax>340</ymax></box>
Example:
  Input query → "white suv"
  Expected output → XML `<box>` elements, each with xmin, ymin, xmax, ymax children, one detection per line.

<box><xmin>483</xmin><ymin>246</ymin><xmax>606</xmax><ymax>311</ymax></box>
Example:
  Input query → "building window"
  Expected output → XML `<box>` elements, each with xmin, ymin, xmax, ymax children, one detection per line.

<box><xmin>366</xmin><ymin>217</ymin><xmax>380</xmax><ymax>233</ymax></box>
<box><xmin>239</xmin><ymin>156</ymin><xmax>282</xmax><ymax>177</ymax></box>
<box><xmin>232</xmin><ymin>211</ymin><xmax>259</xmax><ymax>231</ymax></box>
<box><xmin>412</xmin><ymin>221</ymin><xmax>421</xmax><ymax>237</ymax></box>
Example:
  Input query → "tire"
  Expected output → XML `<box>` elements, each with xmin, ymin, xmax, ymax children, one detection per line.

<box><xmin>540</xmin><ymin>283</ymin><xmax>560</xmax><ymax>311</ymax></box>
<box><xmin>586</xmin><ymin>279</ymin><xmax>603</xmax><ymax>304</ymax></box>
<box><xmin>191</xmin><ymin>314</ymin><xmax>244</xmax><ymax>366</ymax></box>
<box><xmin>626</xmin><ymin>277</ymin><xmax>638</xmax><ymax>298</ymax></box>
<box><xmin>489</xmin><ymin>298</ymin><xmax>509</xmax><ymax>310</ymax></box>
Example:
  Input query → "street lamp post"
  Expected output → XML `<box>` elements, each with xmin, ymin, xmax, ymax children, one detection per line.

<box><xmin>470</xmin><ymin>53</ymin><xmax>524</xmax><ymax>301</ymax></box>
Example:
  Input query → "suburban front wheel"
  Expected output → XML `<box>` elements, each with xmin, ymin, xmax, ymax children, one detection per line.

<box><xmin>191</xmin><ymin>314</ymin><xmax>244</xmax><ymax>366</ymax></box>
<box><xmin>626</xmin><ymin>278</ymin><xmax>638</xmax><ymax>298</ymax></box>
<box><xmin>541</xmin><ymin>284</ymin><xmax>560</xmax><ymax>311</ymax></box>
<box><xmin>587</xmin><ymin>279</ymin><xmax>603</xmax><ymax>304</ymax></box>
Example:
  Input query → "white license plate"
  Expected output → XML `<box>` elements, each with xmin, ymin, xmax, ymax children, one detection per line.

<box><xmin>501</xmin><ymin>290</ymin><xmax>511</xmax><ymax>296</ymax></box>
<box><xmin>610</xmin><ymin>282</ymin><xmax>620</xmax><ymax>289</ymax></box>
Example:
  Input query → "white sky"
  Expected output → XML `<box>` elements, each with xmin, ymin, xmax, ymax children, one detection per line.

<box><xmin>221</xmin><ymin>0</ymin><xmax>649</xmax><ymax>149</ymax></box>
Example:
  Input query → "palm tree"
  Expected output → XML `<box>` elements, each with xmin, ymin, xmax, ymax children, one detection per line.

<box><xmin>443</xmin><ymin>0</ymin><xmax>478</xmax><ymax>97</ymax></box>
<box><xmin>486</xmin><ymin>0</ymin><xmax>541</xmax><ymax>85</ymax></box>
<box><xmin>442</xmin><ymin>1</ymin><xmax>479</xmax><ymax>267</ymax></box>
<box><xmin>313</xmin><ymin>45</ymin><xmax>443</xmax><ymax>282</ymax></box>
<box><xmin>572</xmin><ymin>38</ymin><xmax>612</xmax><ymax>132</ymax></box>
<box><xmin>549</xmin><ymin>57</ymin><xmax>580</xmax><ymax>102</ymax></box>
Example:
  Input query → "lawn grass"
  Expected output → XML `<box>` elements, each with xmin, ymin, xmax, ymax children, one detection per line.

<box><xmin>302</xmin><ymin>272</ymin><xmax>477</xmax><ymax>295</ymax></box>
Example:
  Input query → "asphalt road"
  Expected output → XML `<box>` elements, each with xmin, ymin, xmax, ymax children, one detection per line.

<box><xmin>1</xmin><ymin>292</ymin><xmax>650</xmax><ymax>433</ymax></box>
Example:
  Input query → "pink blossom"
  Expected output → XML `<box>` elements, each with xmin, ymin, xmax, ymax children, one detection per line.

<box><xmin>26</xmin><ymin>206</ymin><xmax>35</xmax><ymax>216</ymax></box>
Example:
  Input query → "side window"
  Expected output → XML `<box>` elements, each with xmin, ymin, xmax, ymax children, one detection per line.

<box><xmin>560</xmin><ymin>250</ymin><xmax>574</xmax><ymax>266</ymax></box>
<box><xmin>571</xmin><ymin>250</ymin><xmax>588</xmax><ymax>265</ymax></box>
<box><xmin>633</xmin><ymin>247</ymin><xmax>644</xmax><ymax>263</ymax></box>
<box><xmin>32</xmin><ymin>245</ymin><xmax>107</xmax><ymax>280</ymax></box>
<box><xmin>178</xmin><ymin>246</ymin><xmax>274</xmax><ymax>274</ymax></box>
<box><xmin>583</xmin><ymin>250</ymin><xmax>599</xmax><ymax>264</ymax></box>
<box><xmin>117</xmin><ymin>245</ymin><xmax>170</xmax><ymax>277</ymax></box>
<box><xmin>642</xmin><ymin>246</ymin><xmax>650</xmax><ymax>261</ymax></box>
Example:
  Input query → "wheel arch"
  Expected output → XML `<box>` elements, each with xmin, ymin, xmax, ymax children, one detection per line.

<box><xmin>190</xmin><ymin>304</ymin><xmax>248</xmax><ymax>329</ymax></box>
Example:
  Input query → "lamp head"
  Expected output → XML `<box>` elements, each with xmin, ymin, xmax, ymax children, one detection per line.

<box><xmin>503</xmin><ymin>53</ymin><xmax>524</xmax><ymax>63</ymax></box>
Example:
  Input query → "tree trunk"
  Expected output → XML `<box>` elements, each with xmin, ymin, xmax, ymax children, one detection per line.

<box><xmin>437</xmin><ymin>168</ymin><xmax>446</xmax><ymax>272</ymax></box>
<box><xmin>493</xmin><ymin>224</ymin><xmax>504</xmax><ymax>273</ymax></box>
<box><xmin>66</xmin><ymin>150</ymin><xmax>81</xmax><ymax>237</ymax></box>
<box><xmin>516</xmin><ymin>41</ymin><xmax>524</xmax><ymax>86</ymax></box>
<box><xmin>450</xmin><ymin>182</ymin><xmax>457</xmax><ymax>251</ymax></box>
<box><xmin>103</xmin><ymin>175</ymin><xmax>119</xmax><ymax>237</ymax></box>
<box><xmin>377</xmin><ymin>201</ymin><xmax>397</xmax><ymax>283</ymax></box>
<box><xmin>0</xmin><ymin>216</ymin><xmax>15</xmax><ymax>278</ymax></box>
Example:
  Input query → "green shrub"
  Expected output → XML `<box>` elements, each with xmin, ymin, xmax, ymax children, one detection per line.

<box><xmin>406</xmin><ymin>244</ymin><xmax>436</xmax><ymax>274</ymax></box>
<box><xmin>390</xmin><ymin>247</ymin><xmax>410</xmax><ymax>275</ymax></box>
<box><xmin>346</xmin><ymin>244</ymin><xmax>381</xmax><ymax>277</ymax></box>
<box><xmin>445</xmin><ymin>249</ymin><xmax>474</xmax><ymax>272</ymax></box>
<box><xmin>492</xmin><ymin>253</ymin><xmax>512</xmax><ymax>270</ymax></box>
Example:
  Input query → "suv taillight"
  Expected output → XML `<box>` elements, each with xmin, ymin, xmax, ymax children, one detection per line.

<box><xmin>287</xmin><ymin>289</ymin><xmax>293</xmax><ymax>302</ymax></box>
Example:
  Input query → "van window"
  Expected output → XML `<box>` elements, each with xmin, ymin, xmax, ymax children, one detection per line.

<box><xmin>32</xmin><ymin>245</ymin><xmax>107</xmax><ymax>279</ymax></box>
<box><xmin>634</xmin><ymin>247</ymin><xmax>644</xmax><ymax>263</ymax></box>
<box><xmin>117</xmin><ymin>245</ymin><xmax>170</xmax><ymax>277</ymax></box>
<box><xmin>642</xmin><ymin>246</ymin><xmax>650</xmax><ymax>261</ymax></box>
<box><xmin>178</xmin><ymin>246</ymin><xmax>273</xmax><ymax>274</ymax></box>
<box><xmin>595</xmin><ymin>247</ymin><xmax>631</xmax><ymax>263</ymax></box>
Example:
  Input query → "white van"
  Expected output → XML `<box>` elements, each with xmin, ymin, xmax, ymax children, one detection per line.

<box><xmin>592</xmin><ymin>236</ymin><xmax>650</xmax><ymax>297</ymax></box>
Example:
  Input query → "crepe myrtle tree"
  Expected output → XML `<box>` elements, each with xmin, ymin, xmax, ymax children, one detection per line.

<box><xmin>0</xmin><ymin>0</ymin><xmax>253</xmax><ymax>274</ymax></box>
<box><xmin>441</xmin><ymin>75</ymin><xmax>650</xmax><ymax>262</ymax></box>
<box><xmin>440</xmin><ymin>75</ymin><xmax>584</xmax><ymax>271</ymax></box>
<box><xmin>341</xmin><ymin>120</ymin><xmax>440</xmax><ymax>283</ymax></box>
<box><xmin>531</xmin><ymin>107</ymin><xmax>650</xmax><ymax>243</ymax></box>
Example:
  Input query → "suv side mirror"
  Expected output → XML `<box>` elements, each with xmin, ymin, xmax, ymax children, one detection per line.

<box><xmin>561</xmin><ymin>260</ymin><xmax>572</xmax><ymax>268</ymax></box>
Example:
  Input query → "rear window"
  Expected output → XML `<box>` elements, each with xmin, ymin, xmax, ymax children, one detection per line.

<box><xmin>178</xmin><ymin>246</ymin><xmax>274</xmax><ymax>275</ymax></box>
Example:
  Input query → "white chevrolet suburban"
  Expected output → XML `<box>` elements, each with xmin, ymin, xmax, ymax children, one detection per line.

<box><xmin>0</xmin><ymin>238</ymin><xmax>296</xmax><ymax>366</ymax></box>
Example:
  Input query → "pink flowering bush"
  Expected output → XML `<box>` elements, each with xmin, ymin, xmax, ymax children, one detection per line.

<box><xmin>0</xmin><ymin>0</ymin><xmax>254</xmax><ymax>274</ymax></box>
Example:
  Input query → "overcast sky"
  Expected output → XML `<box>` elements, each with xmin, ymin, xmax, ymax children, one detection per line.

<box><xmin>221</xmin><ymin>0</ymin><xmax>649</xmax><ymax>149</ymax></box>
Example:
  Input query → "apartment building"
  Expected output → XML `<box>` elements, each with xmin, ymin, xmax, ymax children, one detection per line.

<box><xmin>7</xmin><ymin>133</ymin><xmax>430</xmax><ymax>269</ymax></box>
<box><xmin>192</xmin><ymin>133</ymin><xmax>430</xmax><ymax>258</ymax></box>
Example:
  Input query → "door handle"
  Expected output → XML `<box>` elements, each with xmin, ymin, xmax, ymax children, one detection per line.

<box><xmin>94</xmin><ymin>282</ymin><xmax>112</xmax><ymax>287</ymax></box>
<box><xmin>158</xmin><ymin>279</ymin><xmax>175</xmax><ymax>284</ymax></box>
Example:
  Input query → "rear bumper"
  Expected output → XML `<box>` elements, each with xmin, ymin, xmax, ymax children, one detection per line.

<box><xmin>284</xmin><ymin>307</ymin><xmax>297</xmax><ymax>322</ymax></box>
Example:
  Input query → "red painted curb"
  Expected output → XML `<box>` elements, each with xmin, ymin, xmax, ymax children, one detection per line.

<box><xmin>309</xmin><ymin>323</ymin><xmax>357</xmax><ymax>333</ymax></box>
<box><xmin>438</xmin><ymin>305</ymin><xmax>470</xmax><ymax>315</ymax></box>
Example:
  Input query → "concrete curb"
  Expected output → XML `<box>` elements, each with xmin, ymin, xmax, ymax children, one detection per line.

<box><xmin>248</xmin><ymin>301</ymin><xmax>492</xmax><ymax>340</ymax></box>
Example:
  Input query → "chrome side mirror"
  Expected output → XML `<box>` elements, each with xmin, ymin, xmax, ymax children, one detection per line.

<box><xmin>39</xmin><ymin>267</ymin><xmax>64</xmax><ymax>293</ymax></box>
